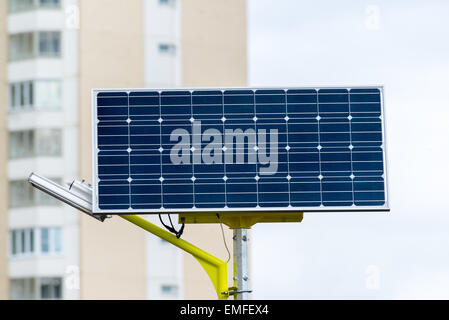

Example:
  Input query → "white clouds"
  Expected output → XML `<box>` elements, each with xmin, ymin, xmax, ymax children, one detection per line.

<box><xmin>394</xmin><ymin>271</ymin><xmax>449</xmax><ymax>299</ymax></box>
<box><xmin>248</xmin><ymin>0</ymin><xmax>449</xmax><ymax>299</ymax></box>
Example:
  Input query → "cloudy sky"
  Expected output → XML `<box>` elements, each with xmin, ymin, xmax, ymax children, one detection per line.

<box><xmin>247</xmin><ymin>0</ymin><xmax>449</xmax><ymax>299</ymax></box>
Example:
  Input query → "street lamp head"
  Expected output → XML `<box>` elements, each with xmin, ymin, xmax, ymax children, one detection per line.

<box><xmin>28</xmin><ymin>172</ymin><xmax>105</xmax><ymax>222</ymax></box>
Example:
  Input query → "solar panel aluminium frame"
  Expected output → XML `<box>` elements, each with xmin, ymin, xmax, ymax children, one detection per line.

<box><xmin>91</xmin><ymin>86</ymin><xmax>390</xmax><ymax>215</ymax></box>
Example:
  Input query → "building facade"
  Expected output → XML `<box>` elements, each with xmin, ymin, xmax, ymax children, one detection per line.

<box><xmin>0</xmin><ymin>0</ymin><xmax>247</xmax><ymax>299</ymax></box>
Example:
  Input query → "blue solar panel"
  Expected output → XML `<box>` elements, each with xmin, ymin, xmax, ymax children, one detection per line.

<box><xmin>93</xmin><ymin>87</ymin><xmax>389</xmax><ymax>214</ymax></box>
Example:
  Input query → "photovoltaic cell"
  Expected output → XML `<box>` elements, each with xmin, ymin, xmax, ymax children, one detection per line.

<box><xmin>93</xmin><ymin>87</ymin><xmax>388</xmax><ymax>214</ymax></box>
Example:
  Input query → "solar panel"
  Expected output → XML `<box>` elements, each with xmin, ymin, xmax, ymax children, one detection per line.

<box><xmin>92</xmin><ymin>87</ymin><xmax>389</xmax><ymax>214</ymax></box>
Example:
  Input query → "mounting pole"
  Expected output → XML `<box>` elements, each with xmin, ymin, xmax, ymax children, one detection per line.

<box><xmin>233</xmin><ymin>228</ymin><xmax>250</xmax><ymax>300</ymax></box>
<box><xmin>179</xmin><ymin>211</ymin><xmax>303</xmax><ymax>299</ymax></box>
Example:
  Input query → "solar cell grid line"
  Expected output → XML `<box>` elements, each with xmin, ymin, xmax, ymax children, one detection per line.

<box><xmin>159</xmin><ymin>92</ymin><xmax>163</xmax><ymax>208</ymax></box>
<box><xmin>316</xmin><ymin>89</ymin><xmax>324</xmax><ymax>207</ymax></box>
<box><xmin>255</xmin><ymin>89</ymin><xmax>289</xmax><ymax>208</ymax></box>
<box><xmin>192</xmin><ymin>90</ymin><xmax>226</xmax><ymax>208</ymax></box>
<box><xmin>161</xmin><ymin>91</ymin><xmax>194</xmax><ymax>209</ymax></box>
<box><xmin>284</xmin><ymin>89</ymin><xmax>292</xmax><ymax>207</ymax></box>
<box><xmin>252</xmin><ymin>90</ymin><xmax>259</xmax><ymax>208</ymax></box>
<box><xmin>348</xmin><ymin>90</ymin><xmax>356</xmax><ymax>205</ymax></box>
<box><xmin>92</xmin><ymin>87</ymin><xmax>389</xmax><ymax>214</ymax></box>
<box><xmin>350</xmin><ymin>88</ymin><xmax>385</xmax><ymax>206</ymax></box>
<box><xmin>127</xmin><ymin>93</ymin><xmax>131</xmax><ymax>209</ymax></box>
<box><xmin>318</xmin><ymin>89</ymin><xmax>353</xmax><ymax>207</ymax></box>
<box><xmin>287</xmin><ymin>89</ymin><xmax>321</xmax><ymax>207</ymax></box>
<box><xmin>97</xmin><ymin>91</ymin><xmax>130</xmax><ymax>211</ymax></box>
<box><xmin>223</xmin><ymin>90</ymin><xmax>258</xmax><ymax>208</ymax></box>
<box><xmin>190</xmin><ymin>92</ymin><xmax>196</xmax><ymax>209</ymax></box>
<box><xmin>129</xmin><ymin>91</ymin><xmax>161</xmax><ymax>210</ymax></box>
<box><xmin>221</xmin><ymin>91</ymin><xmax>228</xmax><ymax>208</ymax></box>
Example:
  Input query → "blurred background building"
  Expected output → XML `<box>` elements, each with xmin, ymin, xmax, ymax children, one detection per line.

<box><xmin>0</xmin><ymin>0</ymin><xmax>247</xmax><ymax>300</ymax></box>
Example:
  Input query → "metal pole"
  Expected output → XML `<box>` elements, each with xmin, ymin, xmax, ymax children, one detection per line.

<box><xmin>233</xmin><ymin>228</ymin><xmax>249</xmax><ymax>300</ymax></box>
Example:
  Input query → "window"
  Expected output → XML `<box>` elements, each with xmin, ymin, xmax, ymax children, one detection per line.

<box><xmin>10</xmin><ymin>278</ymin><xmax>62</xmax><ymax>300</ymax></box>
<box><xmin>161</xmin><ymin>284</ymin><xmax>178</xmax><ymax>296</ymax></box>
<box><xmin>53</xmin><ymin>228</ymin><xmax>62</xmax><ymax>253</ymax></box>
<box><xmin>41</xmin><ymin>228</ymin><xmax>49</xmax><ymax>253</ymax></box>
<box><xmin>38</xmin><ymin>31</ymin><xmax>61</xmax><ymax>57</ymax></box>
<box><xmin>9</xmin><ymin>31</ymin><xmax>61</xmax><ymax>61</ymax></box>
<box><xmin>9</xmin><ymin>180</ymin><xmax>34</xmax><ymax>208</ymax></box>
<box><xmin>36</xmin><ymin>129</ymin><xmax>62</xmax><ymax>157</ymax></box>
<box><xmin>39</xmin><ymin>0</ymin><xmax>61</xmax><ymax>9</ymax></box>
<box><xmin>10</xmin><ymin>278</ymin><xmax>36</xmax><ymax>300</ymax></box>
<box><xmin>158</xmin><ymin>43</ymin><xmax>176</xmax><ymax>54</ymax></box>
<box><xmin>9</xmin><ymin>178</ymin><xmax>62</xmax><ymax>208</ymax></box>
<box><xmin>10</xmin><ymin>229</ymin><xmax>35</xmax><ymax>256</ymax></box>
<box><xmin>9</xmin><ymin>128</ymin><xmax>62</xmax><ymax>159</ymax></box>
<box><xmin>9</xmin><ymin>32</ymin><xmax>34</xmax><ymax>60</ymax></box>
<box><xmin>34</xmin><ymin>80</ymin><xmax>61</xmax><ymax>109</ymax></box>
<box><xmin>9</xmin><ymin>80</ymin><xmax>62</xmax><ymax>111</ymax></box>
<box><xmin>9</xmin><ymin>0</ymin><xmax>61</xmax><ymax>13</ymax></box>
<box><xmin>8</xmin><ymin>0</ymin><xmax>34</xmax><ymax>13</ymax></box>
<box><xmin>40</xmin><ymin>228</ymin><xmax>62</xmax><ymax>255</ymax></box>
<box><xmin>11</xmin><ymin>230</ymin><xmax>17</xmax><ymax>254</ymax></box>
<box><xmin>10</xmin><ymin>227</ymin><xmax>62</xmax><ymax>256</ymax></box>
<box><xmin>159</xmin><ymin>0</ymin><xmax>175</xmax><ymax>5</ymax></box>
<box><xmin>10</xmin><ymin>84</ymin><xmax>16</xmax><ymax>108</ymax></box>
<box><xmin>9</xmin><ymin>81</ymin><xmax>34</xmax><ymax>110</ymax></box>
<box><xmin>30</xmin><ymin>229</ymin><xmax>35</xmax><ymax>253</ymax></box>
<box><xmin>40</xmin><ymin>278</ymin><xmax>62</xmax><ymax>300</ymax></box>
<box><xmin>9</xmin><ymin>130</ymin><xmax>34</xmax><ymax>159</ymax></box>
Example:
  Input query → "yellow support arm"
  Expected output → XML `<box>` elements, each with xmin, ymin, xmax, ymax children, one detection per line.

<box><xmin>119</xmin><ymin>214</ymin><xmax>229</xmax><ymax>300</ymax></box>
<box><xmin>180</xmin><ymin>211</ymin><xmax>303</xmax><ymax>228</ymax></box>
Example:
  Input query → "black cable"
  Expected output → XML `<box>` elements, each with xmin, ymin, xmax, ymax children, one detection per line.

<box><xmin>168</xmin><ymin>214</ymin><xmax>176</xmax><ymax>230</ymax></box>
<box><xmin>159</xmin><ymin>214</ymin><xmax>185</xmax><ymax>239</ymax></box>
<box><xmin>176</xmin><ymin>221</ymin><xmax>185</xmax><ymax>239</ymax></box>
<box><xmin>159</xmin><ymin>214</ymin><xmax>177</xmax><ymax>235</ymax></box>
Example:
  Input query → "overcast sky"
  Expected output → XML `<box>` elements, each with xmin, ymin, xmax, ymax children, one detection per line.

<box><xmin>247</xmin><ymin>0</ymin><xmax>449</xmax><ymax>299</ymax></box>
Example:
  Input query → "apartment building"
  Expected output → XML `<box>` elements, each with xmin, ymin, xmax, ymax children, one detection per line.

<box><xmin>0</xmin><ymin>0</ymin><xmax>247</xmax><ymax>300</ymax></box>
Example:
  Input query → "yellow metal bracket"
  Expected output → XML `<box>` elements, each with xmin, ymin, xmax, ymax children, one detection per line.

<box><xmin>27</xmin><ymin>173</ymin><xmax>303</xmax><ymax>299</ymax></box>
<box><xmin>120</xmin><ymin>212</ymin><xmax>303</xmax><ymax>299</ymax></box>
<box><xmin>179</xmin><ymin>211</ymin><xmax>303</xmax><ymax>229</ymax></box>
<box><xmin>119</xmin><ymin>214</ymin><xmax>229</xmax><ymax>300</ymax></box>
